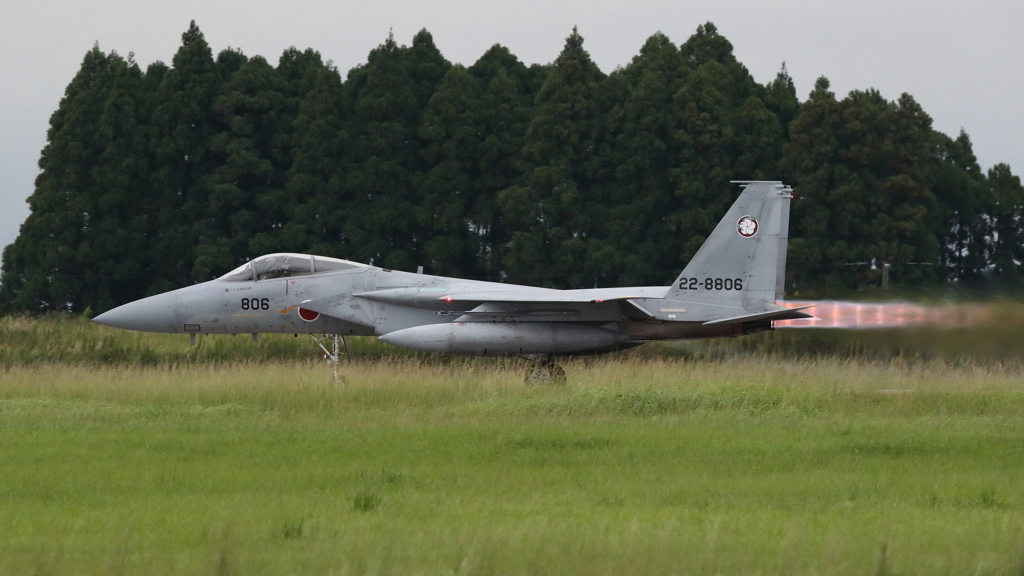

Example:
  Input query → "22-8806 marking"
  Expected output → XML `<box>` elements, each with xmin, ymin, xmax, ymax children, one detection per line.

<box><xmin>678</xmin><ymin>277</ymin><xmax>744</xmax><ymax>291</ymax></box>
<box><xmin>240</xmin><ymin>297</ymin><xmax>270</xmax><ymax>310</ymax></box>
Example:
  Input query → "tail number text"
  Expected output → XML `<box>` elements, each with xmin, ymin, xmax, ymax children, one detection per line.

<box><xmin>678</xmin><ymin>278</ymin><xmax>743</xmax><ymax>291</ymax></box>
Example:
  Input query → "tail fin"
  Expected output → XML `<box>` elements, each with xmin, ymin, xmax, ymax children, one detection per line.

<box><xmin>667</xmin><ymin>181</ymin><xmax>793</xmax><ymax>310</ymax></box>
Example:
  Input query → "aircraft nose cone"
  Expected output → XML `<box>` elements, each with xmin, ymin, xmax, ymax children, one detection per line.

<box><xmin>92</xmin><ymin>290</ymin><xmax>180</xmax><ymax>333</ymax></box>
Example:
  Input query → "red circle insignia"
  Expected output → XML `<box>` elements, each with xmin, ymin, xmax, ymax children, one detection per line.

<box><xmin>298</xmin><ymin>307</ymin><xmax>320</xmax><ymax>322</ymax></box>
<box><xmin>737</xmin><ymin>216</ymin><xmax>758</xmax><ymax>238</ymax></box>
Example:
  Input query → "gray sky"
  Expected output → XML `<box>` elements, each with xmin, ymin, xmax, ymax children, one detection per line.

<box><xmin>2</xmin><ymin>0</ymin><xmax>1021</xmax><ymax>252</ymax></box>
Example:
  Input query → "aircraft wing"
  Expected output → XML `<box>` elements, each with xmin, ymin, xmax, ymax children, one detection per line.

<box><xmin>344</xmin><ymin>286</ymin><xmax>667</xmax><ymax>323</ymax></box>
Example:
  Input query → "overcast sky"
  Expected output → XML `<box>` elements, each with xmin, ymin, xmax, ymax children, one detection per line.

<box><xmin>2</xmin><ymin>0</ymin><xmax>1021</xmax><ymax>252</ymax></box>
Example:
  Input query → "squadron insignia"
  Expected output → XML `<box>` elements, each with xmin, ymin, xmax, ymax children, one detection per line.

<box><xmin>737</xmin><ymin>216</ymin><xmax>758</xmax><ymax>237</ymax></box>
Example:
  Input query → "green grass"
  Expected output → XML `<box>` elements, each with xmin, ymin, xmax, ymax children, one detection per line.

<box><xmin>1</xmin><ymin>357</ymin><xmax>1024</xmax><ymax>575</ymax></box>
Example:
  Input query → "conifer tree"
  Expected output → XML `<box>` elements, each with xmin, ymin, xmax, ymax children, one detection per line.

<box><xmin>280</xmin><ymin>60</ymin><xmax>348</xmax><ymax>257</ymax></box>
<box><xmin>783</xmin><ymin>78</ymin><xmax>942</xmax><ymax>292</ymax></box>
<box><xmin>0</xmin><ymin>47</ymin><xmax>148</xmax><ymax>312</ymax></box>
<box><xmin>500</xmin><ymin>27</ymin><xmax>606</xmax><ymax>287</ymax></box>
<box><xmin>932</xmin><ymin>130</ymin><xmax>990</xmax><ymax>281</ymax></box>
<box><xmin>599</xmin><ymin>33</ymin><xmax>684</xmax><ymax>286</ymax></box>
<box><xmin>216</xmin><ymin>47</ymin><xmax>248</xmax><ymax>79</ymax></box>
<box><xmin>669</xmin><ymin>23</ymin><xmax>785</xmax><ymax>265</ymax></box>
<box><xmin>197</xmin><ymin>54</ymin><xmax>291</xmax><ymax>277</ymax></box>
<box><xmin>149</xmin><ymin>21</ymin><xmax>225</xmax><ymax>288</ymax></box>
<box><xmin>987</xmin><ymin>164</ymin><xmax>1024</xmax><ymax>277</ymax></box>
<box><xmin>415</xmin><ymin>65</ymin><xmax>483</xmax><ymax>277</ymax></box>
<box><xmin>764</xmin><ymin>63</ymin><xmax>800</xmax><ymax>140</ymax></box>
<box><xmin>468</xmin><ymin>46</ymin><xmax>537</xmax><ymax>280</ymax></box>
<box><xmin>343</xmin><ymin>30</ymin><xmax>451</xmax><ymax>270</ymax></box>
<box><xmin>78</xmin><ymin>51</ymin><xmax>151</xmax><ymax>310</ymax></box>
<box><xmin>779</xmin><ymin>77</ymin><xmax>842</xmax><ymax>292</ymax></box>
<box><xmin>271</xmin><ymin>47</ymin><xmax>335</xmax><ymax>256</ymax></box>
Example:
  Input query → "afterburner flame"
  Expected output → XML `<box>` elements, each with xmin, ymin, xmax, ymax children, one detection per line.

<box><xmin>775</xmin><ymin>301</ymin><xmax>987</xmax><ymax>329</ymax></box>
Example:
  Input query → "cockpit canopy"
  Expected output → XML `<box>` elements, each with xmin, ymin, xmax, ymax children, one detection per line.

<box><xmin>219</xmin><ymin>253</ymin><xmax>365</xmax><ymax>282</ymax></box>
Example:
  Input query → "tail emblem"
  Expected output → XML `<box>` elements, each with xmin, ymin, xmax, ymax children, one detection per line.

<box><xmin>737</xmin><ymin>216</ymin><xmax>759</xmax><ymax>238</ymax></box>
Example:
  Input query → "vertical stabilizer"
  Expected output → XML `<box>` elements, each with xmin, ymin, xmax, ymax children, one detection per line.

<box><xmin>667</xmin><ymin>181</ymin><xmax>793</xmax><ymax>310</ymax></box>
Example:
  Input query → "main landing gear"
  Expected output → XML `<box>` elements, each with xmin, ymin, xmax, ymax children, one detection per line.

<box><xmin>311</xmin><ymin>334</ymin><xmax>350</xmax><ymax>382</ymax></box>
<box><xmin>522</xmin><ymin>354</ymin><xmax>567</xmax><ymax>386</ymax></box>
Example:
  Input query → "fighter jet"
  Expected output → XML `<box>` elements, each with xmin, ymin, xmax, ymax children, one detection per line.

<box><xmin>93</xmin><ymin>181</ymin><xmax>812</xmax><ymax>382</ymax></box>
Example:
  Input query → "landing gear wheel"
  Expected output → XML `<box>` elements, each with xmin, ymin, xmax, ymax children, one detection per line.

<box><xmin>525</xmin><ymin>362</ymin><xmax>567</xmax><ymax>386</ymax></box>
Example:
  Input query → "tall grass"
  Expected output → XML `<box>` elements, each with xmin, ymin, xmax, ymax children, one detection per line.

<box><xmin>0</xmin><ymin>313</ymin><xmax>407</xmax><ymax>367</ymax></box>
<box><xmin>2</xmin><ymin>355</ymin><xmax>1020</xmax><ymax>411</ymax></box>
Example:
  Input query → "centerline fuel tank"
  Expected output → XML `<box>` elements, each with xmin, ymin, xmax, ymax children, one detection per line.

<box><xmin>378</xmin><ymin>322</ymin><xmax>629</xmax><ymax>355</ymax></box>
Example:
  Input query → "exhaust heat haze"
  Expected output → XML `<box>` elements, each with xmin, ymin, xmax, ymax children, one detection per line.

<box><xmin>775</xmin><ymin>301</ymin><xmax>987</xmax><ymax>329</ymax></box>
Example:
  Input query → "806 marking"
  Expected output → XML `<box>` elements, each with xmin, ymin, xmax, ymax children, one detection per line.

<box><xmin>240</xmin><ymin>297</ymin><xmax>270</xmax><ymax>310</ymax></box>
<box><xmin>678</xmin><ymin>277</ymin><xmax>744</xmax><ymax>291</ymax></box>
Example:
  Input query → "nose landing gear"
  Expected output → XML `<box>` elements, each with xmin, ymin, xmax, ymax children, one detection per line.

<box><xmin>311</xmin><ymin>334</ymin><xmax>350</xmax><ymax>382</ymax></box>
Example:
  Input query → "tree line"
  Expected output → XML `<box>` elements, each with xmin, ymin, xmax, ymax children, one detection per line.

<box><xmin>1</xmin><ymin>21</ymin><xmax>1021</xmax><ymax>314</ymax></box>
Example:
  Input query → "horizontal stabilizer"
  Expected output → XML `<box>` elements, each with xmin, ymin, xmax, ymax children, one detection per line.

<box><xmin>701</xmin><ymin>306</ymin><xmax>814</xmax><ymax>326</ymax></box>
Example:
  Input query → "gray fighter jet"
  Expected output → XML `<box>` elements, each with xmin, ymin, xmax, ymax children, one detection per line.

<box><xmin>94</xmin><ymin>181</ymin><xmax>812</xmax><ymax>382</ymax></box>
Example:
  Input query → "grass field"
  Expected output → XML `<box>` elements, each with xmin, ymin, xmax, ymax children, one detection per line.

<box><xmin>2</xmin><ymin>351</ymin><xmax>1024</xmax><ymax>575</ymax></box>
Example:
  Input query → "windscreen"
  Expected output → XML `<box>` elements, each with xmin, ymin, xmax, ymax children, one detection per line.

<box><xmin>220</xmin><ymin>261</ymin><xmax>254</xmax><ymax>282</ymax></box>
<box><xmin>254</xmin><ymin>254</ymin><xmax>313</xmax><ymax>280</ymax></box>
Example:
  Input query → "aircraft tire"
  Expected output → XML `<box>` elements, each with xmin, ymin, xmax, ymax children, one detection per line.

<box><xmin>525</xmin><ymin>362</ymin><xmax>567</xmax><ymax>386</ymax></box>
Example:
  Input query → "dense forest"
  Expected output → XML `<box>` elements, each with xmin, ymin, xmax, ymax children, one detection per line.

<box><xmin>1</xmin><ymin>22</ymin><xmax>1021</xmax><ymax>314</ymax></box>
